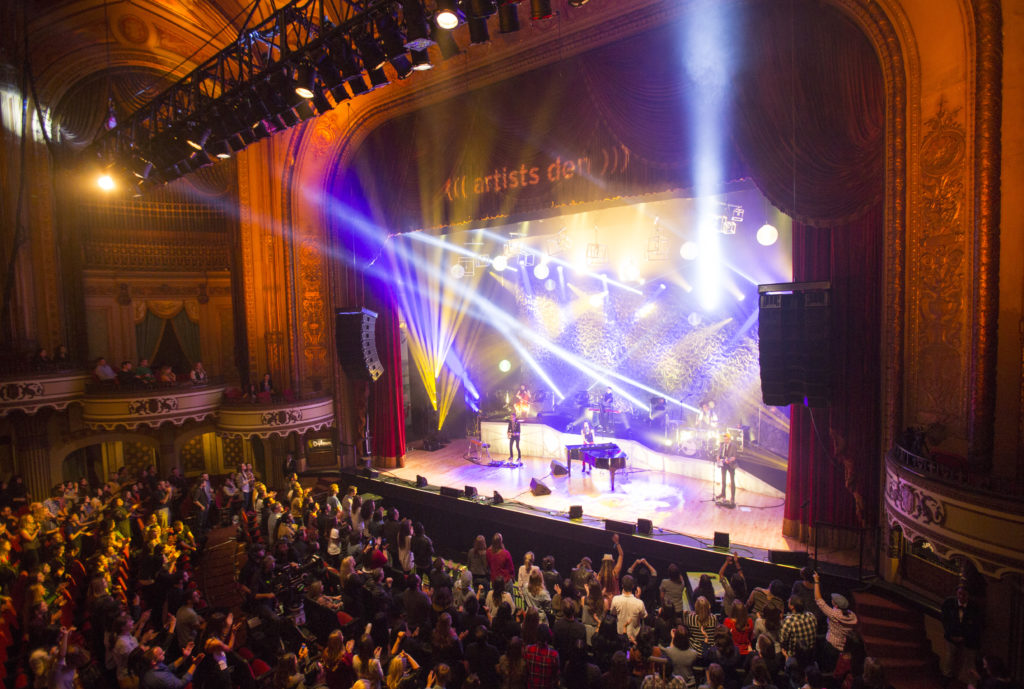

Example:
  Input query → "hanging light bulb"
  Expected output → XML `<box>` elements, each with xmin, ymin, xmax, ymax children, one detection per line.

<box><xmin>756</xmin><ymin>223</ymin><xmax>779</xmax><ymax>246</ymax></box>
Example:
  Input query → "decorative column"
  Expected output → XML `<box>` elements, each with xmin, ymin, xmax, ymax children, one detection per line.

<box><xmin>15</xmin><ymin>411</ymin><xmax>53</xmax><ymax>503</ymax></box>
<box><xmin>157</xmin><ymin>426</ymin><xmax>180</xmax><ymax>476</ymax></box>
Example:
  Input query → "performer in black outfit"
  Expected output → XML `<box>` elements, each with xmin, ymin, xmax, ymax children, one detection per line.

<box><xmin>581</xmin><ymin>421</ymin><xmax>595</xmax><ymax>444</ymax></box>
<box><xmin>507</xmin><ymin>411</ymin><xmax>522</xmax><ymax>464</ymax></box>
<box><xmin>599</xmin><ymin>386</ymin><xmax>614</xmax><ymax>430</ymax></box>
<box><xmin>717</xmin><ymin>432</ymin><xmax>737</xmax><ymax>504</ymax></box>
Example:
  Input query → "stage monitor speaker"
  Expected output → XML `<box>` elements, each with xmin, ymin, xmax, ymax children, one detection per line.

<box><xmin>637</xmin><ymin>518</ymin><xmax>653</xmax><ymax>536</ymax></box>
<box><xmin>605</xmin><ymin>519</ymin><xmax>635</xmax><ymax>535</ymax></box>
<box><xmin>769</xmin><ymin>550</ymin><xmax>809</xmax><ymax>568</ymax></box>
<box><xmin>713</xmin><ymin>531</ymin><xmax>730</xmax><ymax>549</ymax></box>
<box><xmin>758</xmin><ymin>288</ymin><xmax>831</xmax><ymax>407</ymax></box>
<box><xmin>440</xmin><ymin>486</ymin><xmax>463</xmax><ymax>498</ymax></box>
<box><xmin>550</xmin><ymin>460</ymin><xmax>569</xmax><ymax>476</ymax></box>
<box><xmin>336</xmin><ymin>308</ymin><xmax>385</xmax><ymax>382</ymax></box>
<box><xmin>415</xmin><ymin>475</ymin><xmax>428</xmax><ymax>488</ymax></box>
<box><xmin>530</xmin><ymin>478</ymin><xmax>552</xmax><ymax>496</ymax></box>
<box><xmin>464</xmin><ymin>485</ymin><xmax>478</xmax><ymax>499</ymax></box>
<box><xmin>568</xmin><ymin>505</ymin><xmax>583</xmax><ymax>520</ymax></box>
<box><xmin>361</xmin><ymin>467</ymin><xmax>379</xmax><ymax>479</ymax></box>
<box><xmin>492</xmin><ymin>491</ymin><xmax>503</xmax><ymax>505</ymax></box>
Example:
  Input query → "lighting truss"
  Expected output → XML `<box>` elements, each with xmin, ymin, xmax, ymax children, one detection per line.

<box><xmin>89</xmin><ymin>0</ymin><xmax>431</xmax><ymax>188</ymax></box>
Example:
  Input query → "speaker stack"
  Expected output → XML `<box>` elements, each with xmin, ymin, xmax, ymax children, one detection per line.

<box><xmin>758</xmin><ymin>284</ymin><xmax>831</xmax><ymax>407</ymax></box>
<box><xmin>335</xmin><ymin>308</ymin><xmax>384</xmax><ymax>381</ymax></box>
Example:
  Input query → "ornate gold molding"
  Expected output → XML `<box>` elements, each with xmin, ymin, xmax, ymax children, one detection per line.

<box><xmin>968</xmin><ymin>0</ymin><xmax>1002</xmax><ymax>464</ymax></box>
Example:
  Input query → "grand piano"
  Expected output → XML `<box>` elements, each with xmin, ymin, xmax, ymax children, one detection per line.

<box><xmin>565</xmin><ymin>442</ymin><xmax>628</xmax><ymax>490</ymax></box>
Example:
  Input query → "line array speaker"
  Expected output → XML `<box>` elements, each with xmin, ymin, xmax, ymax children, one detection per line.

<box><xmin>758</xmin><ymin>289</ymin><xmax>831</xmax><ymax>407</ymax></box>
<box><xmin>336</xmin><ymin>308</ymin><xmax>384</xmax><ymax>381</ymax></box>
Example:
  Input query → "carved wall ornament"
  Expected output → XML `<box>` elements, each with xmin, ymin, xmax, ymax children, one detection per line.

<box><xmin>0</xmin><ymin>382</ymin><xmax>45</xmax><ymax>402</ymax></box>
<box><xmin>260</xmin><ymin>409</ymin><xmax>303</xmax><ymax>426</ymax></box>
<box><xmin>885</xmin><ymin>473</ymin><xmax>947</xmax><ymax>527</ymax></box>
<box><xmin>912</xmin><ymin>100</ymin><xmax>968</xmax><ymax>433</ymax></box>
<box><xmin>128</xmin><ymin>398</ymin><xmax>179</xmax><ymax>415</ymax></box>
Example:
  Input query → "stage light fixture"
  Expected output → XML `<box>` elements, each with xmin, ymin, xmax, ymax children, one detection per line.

<box><xmin>294</xmin><ymin>62</ymin><xmax>316</xmax><ymax>99</ymax></box>
<box><xmin>401</xmin><ymin>0</ymin><xmax>435</xmax><ymax>50</ymax></box>
<box><xmin>435</xmin><ymin>0</ymin><xmax>463</xmax><ymax>29</ymax></box>
<box><xmin>410</xmin><ymin>49</ymin><xmax>433</xmax><ymax>70</ymax></box>
<box><xmin>467</xmin><ymin>16</ymin><xmax>491</xmax><ymax>44</ymax></box>
<box><xmin>431</xmin><ymin>23</ymin><xmax>462</xmax><ymax>59</ymax></box>
<box><xmin>450</xmin><ymin>263</ymin><xmax>466</xmax><ymax>279</ymax></box>
<box><xmin>533</xmin><ymin>263</ymin><xmax>550</xmax><ymax>280</ymax></box>
<box><xmin>470</xmin><ymin>0</ymin><xmax>498</xmax><ymax>15</ymax></box>
<box><xmin>497</xmin><ymin>0</ymin><xmax>521</xmax><ymax>33</ymax></box>
<box><xmin>377</xmin><ymin>13</ymin><xmax>409</xmax><ymax>61</ymax></box>
<box><xmin>392</xmin><ymin>55</ymin><xmax>414</xmax><ymax>80</ymax></box>
<box><xmin>367</xmin><ymin>67</ymin><xmax>390</xmax><ymax>89</ymax></box>
<box><xmin>492</xmin><ymin>255</ymin><xmax>508</xmax><ymax>271</ymax></box>
<box><xmin>680</xmin><ymin>240</ymin><xmax>698</xmax><ymax>260</ymax></box>
<box><xmin>185</xmin><ymin>126</ymin><xmax>211</xmax><ymax>152</ymax></box>
<box><xmin>294</xmin><ymin>100</ymin><xmax>316</xmax><ymax>121</ymax></box>
<box><xmin>530</xmin><ymin>0</ymin><xmax>554</xmax><ymax>20</ymax></box>
<box><xmin>354</xmin><ymin>29</ymin><xmax>387</xmax><ymax>71</ymax></box>
<box><xmin>316</xmin><ymin>56</ymin><xmax>350</xmax><ymax>102</ymax></box>
<box><xmin>96</xmin><ymin>172</ymin><xmax>115</xmax><ymax>191</ymax></box>
<box><xmin>757</xmin><ymin>223</ymin><xmax>779</xmax><ymax>246</ymax></box>
<box><xmin>498</xmin><ymin>359</ymin><xmax>511</xmax><ymax>372</ymax></box>
<box><xmin>544</xmin><ymin>278</ymin><xmax>555</xmax><ymax>291</ymax></box>
<box><xmin>309</xmin><ymin>84</ymin><xmax>332</xmax><ymax>115</ymax></box>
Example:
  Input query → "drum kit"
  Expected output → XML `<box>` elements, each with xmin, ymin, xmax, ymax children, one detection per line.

<box><xmin>675</xmin><ymin>426</ymin><xmax>721</xmax><ymax>457</ymax></box>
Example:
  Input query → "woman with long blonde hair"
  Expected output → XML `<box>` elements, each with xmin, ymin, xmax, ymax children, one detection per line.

<box><xmin>597</xmin><ymin>533</ymin><xmax>623</xmax><ymax>601</ymax></box>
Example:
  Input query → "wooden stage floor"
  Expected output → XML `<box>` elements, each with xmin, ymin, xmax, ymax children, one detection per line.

<box><xmin>383</xmin><ymin>439</ymin><xmax>802</xmax><ymax>555</ymax></box>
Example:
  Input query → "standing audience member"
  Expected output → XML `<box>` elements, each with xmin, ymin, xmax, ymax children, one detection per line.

<box><xmin>941</xmin><ymin>584</ymin><xmax>983</xmax><ymax>686</ymax></box>
<box><xmin>486</xmin><ymin>532</ymin><xmax>514</xmax><ymax>585</ymax></box>
<box><xmin>813</xmin><ymin>571</ymin><xmax>858</xmax><ymax>672</ymax></box>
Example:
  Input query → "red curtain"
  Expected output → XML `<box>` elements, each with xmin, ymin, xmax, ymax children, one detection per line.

<box><xmin>367</xmin><ymin>284</ymin><xmax>406</xmax><ymax>467</ymax></box>
<box><xmin>783</xmin><ymin>206</ymin><xmax>883</xmax><ymax>538</ymax></box>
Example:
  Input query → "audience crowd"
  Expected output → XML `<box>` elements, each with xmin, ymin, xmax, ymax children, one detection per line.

<box><xmin>0</xmin><ymin>464</ymin><xmax>1018</xmax><ymax>689</ymax></box>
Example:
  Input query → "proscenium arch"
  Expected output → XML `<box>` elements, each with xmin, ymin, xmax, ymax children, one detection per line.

<box><xmin>284</xmin><ymin>0</ymin><xmax>912</xmax><ymax>447</ymax></box>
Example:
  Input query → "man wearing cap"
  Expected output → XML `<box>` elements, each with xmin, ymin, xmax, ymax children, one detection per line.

<box><xmin>813</xmin><ymin>571</ymin><xmax>857</xmax><ymax>672</ymax></box>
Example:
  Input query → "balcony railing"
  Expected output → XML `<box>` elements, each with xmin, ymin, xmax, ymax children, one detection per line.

<box><xmin>0</xmin><ymin>368</ymin><xmax>336</xmax><ymax>438</ymax></box>
<box><xmin>0</xmin><ymin>369</ymin><xmax>92</xmax><ymax>418</ymax></box>
<box><xmin>885</xmin><ymin>445</ymin><xmax>1024</xmax><ymax>579</ymax></box>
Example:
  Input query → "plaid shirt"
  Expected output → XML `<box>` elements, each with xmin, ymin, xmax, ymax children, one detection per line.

<box><xmin>780</xmin><ymin>611</ymin><xmax>818</xmax><ymax>654</ymax></box>
<box><xmin>817</xmin><ymin>598</ymin><xmax>858</xmax><ymax>651</ymax></box>
<box><xmin>523</xmin><ymin>642</ymin><xmax>560</xmax><ymax>689</ymax></box>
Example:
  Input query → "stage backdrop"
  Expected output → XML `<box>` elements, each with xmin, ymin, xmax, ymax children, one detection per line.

<box><xmin>331</xmin><ymin>0</ymin><xmax>884</xmax><ymax>532</ymax></box>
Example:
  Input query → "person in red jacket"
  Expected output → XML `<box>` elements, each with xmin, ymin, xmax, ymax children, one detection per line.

<box><xmin>486</xmin><ymin>532</ymin><xmax>514</xmax><ymax>584</ymax></box>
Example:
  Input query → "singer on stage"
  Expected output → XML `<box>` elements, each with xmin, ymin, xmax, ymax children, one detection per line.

<box><xmin>718</xmin><ymin>432</ymin><xmax>737</xmax><ymax>504</ymax></box>
<box><xmin>507</xmin><ymin>411</ymin><xmax>522</xmax><ymax>463</ymax></box>
<box><xmin>599</xmin><ymin>386</ymin><xmax>615</xmax><ymax>430</ymax></box>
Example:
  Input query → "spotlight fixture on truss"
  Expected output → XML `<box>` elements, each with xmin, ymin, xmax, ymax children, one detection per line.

<box><xmin>646</xmin><ymin>217</ymin><xmax>668</xmax><ymax>260</ymax></box>
<box><xmin>586</xmin><ymin>227</ymin><xmax>607</xmax><ymax>266</ymax></box>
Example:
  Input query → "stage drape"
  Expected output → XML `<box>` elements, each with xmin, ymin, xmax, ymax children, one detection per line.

<box><xmin>368</xmin><ymin>284</ymin><xmax>406</xmax><ymax>467</ymax></box>
<box><xmin>783</xmin><ymin>206</ymin><xmax>883</xmax><ymax>539</ymax></box>
<box><xmin>730</xmin><ymin>0</ymin><xmax>884</xmax><ymax>226</ymax></box>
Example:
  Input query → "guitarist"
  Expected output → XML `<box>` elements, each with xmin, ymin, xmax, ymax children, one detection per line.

<box><xmin>507</xmin><ymin>411</ymin><xmax>522</xmax><ymax>464</ymax></box>
<box><xmin>717</xmin><ymin>432</ymin><xmax>737</xmax><ymax>505</ymax></box>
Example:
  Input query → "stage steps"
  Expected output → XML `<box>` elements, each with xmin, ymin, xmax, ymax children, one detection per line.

<box><xmin>851</xmin><ymin>591</ymin><xmax>945</xmax><ymax>689</ymax></box>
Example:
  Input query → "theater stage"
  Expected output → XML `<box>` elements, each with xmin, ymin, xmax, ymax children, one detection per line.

<box><xmin>382</xmin><ymin>421</ymin><xmax>800</xmax><ymax>556</ymax></box>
